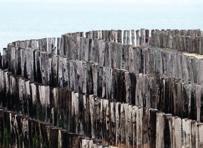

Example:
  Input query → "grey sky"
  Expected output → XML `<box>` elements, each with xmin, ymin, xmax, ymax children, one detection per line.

<box><xmin>0</xmin><ymin>0</ymin><xmax>202</xmax><ymax>50</ymax></box>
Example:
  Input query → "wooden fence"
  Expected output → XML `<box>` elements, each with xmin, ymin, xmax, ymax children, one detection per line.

<box><xmin>0</xmin><ymin>29</ymin><xmax>203</xmax><ymax>147</ymax></box>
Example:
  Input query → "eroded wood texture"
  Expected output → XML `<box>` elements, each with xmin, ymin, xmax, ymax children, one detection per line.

<box><xmin>0</xmin><ymin>68</ymin><xmax>202</xmax><ymax>147</ymax></box>
<box><xmin>1</xmin><ymin>62</ymin><xmax>203</xmax><ymax>121</ymax></box>
<box><xmin>1</xmin><ymin>29</ymin><xmax>203</xmax><ymax>147</ymax></box>
<box><xmin>8</xmin><ymin>35</ymin><xmax>203</xmax><ymax>85</ymax></box>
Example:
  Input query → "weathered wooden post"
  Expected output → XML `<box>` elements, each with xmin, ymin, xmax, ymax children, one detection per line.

<box><xmin>136</xmin><ymin>30</ymin><xmax>140</xmax><ymax>46</ymax></box>
<box><xmin>197</xmin><ymin>123</ymin><xmax>203</xmax><ymax>147</ymax></box>
<box><xmin>131</xmin><ymin>29</ymin><xmax>135</xmax><ymax>46</ymax></box>
<box><xmin>155</xmin><ymin>113</ymin><xmax>164</xmax><ymax>148</ymax></box>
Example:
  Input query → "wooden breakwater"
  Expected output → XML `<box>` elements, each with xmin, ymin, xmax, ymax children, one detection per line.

<box><xmin>0</xmin><ymin>108</ymin><xmax>118</xmax><ymax>148</ymax></box>
<box><xmin>0</xmin><ymin>29</ymin><xmax>203</xmax><ymax>147</ymax></box>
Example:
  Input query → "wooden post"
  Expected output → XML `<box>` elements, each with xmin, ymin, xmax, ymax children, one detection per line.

<box><xmin>195</xmin><ymin>85</ymin><xmax>202</xmax><ymax>121</ymax></box>
<box><xmin>30</xmin><ymin>83</ymin><xmax>38</xmax><ymax>118</ymax></box>
<box><xmin>148</xmin><ymin>109</ymin><xmax>158</xmax><ymax>148</ymax></box>
<box><xmin>155</xmin><ymin>112</ymin><xmax>165</xmax><ymax>148</ymax></box>
<box><xmin>182</xmin><ymin>119</ymin><xmax>192</xmax><ymax>148</ymax></box>
<box><xmin>200</xmin><ymin>36</ymin><xmax>203</xmax><ymax>55</ymax></box>
<box><xmin>131</xmin><ymin>30</ymin><xmax>135</xmax><ymax>46</ymax></box>
<box><xmin>136</xmin><ymin>30</ymin><xmax>140</xmax><ymax>46</ymax></box>
<box><xmin>197</xmin><ymin>123</ymin><xmax>203</xmax><ymax>148</ymax></box>
<box><xmin>117</xmin><ymin>30</ymin><xmax>122</xmax><ymax>43</ymax></box>
<box><xmin>40</xmin><ymin>52</ymin><xmax>51</xmax><ymax>85</ymax></box>
<box><xmin>140</xmin><ymin>29</ymin><xmax>145</xmax><ymax>46</ymax></box>
<box><xmin>25</xmin><ymin>48</ymin><xmax>34</xmax><ymax>81</ymax></box>
<box><xmin>38</xmin><ymin>85</ymin><xmax>50</xmax><ymax>122</ymax></box>
<box><xmin>136</xmin><ymin>107</ymin><xmax>143</xmax><ymax>147</ymax></box>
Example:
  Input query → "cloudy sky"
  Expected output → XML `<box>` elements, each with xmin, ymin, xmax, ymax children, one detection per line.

<box><xmin>0</xmin><ymin>0</ymin><xmax>202</xmax><ymax>50</ymax></box>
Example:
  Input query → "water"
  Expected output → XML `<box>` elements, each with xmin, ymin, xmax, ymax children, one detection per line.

<box><xmin>0</xmin><ymin>0</ymin><xmax>202</xmax><ymax>52</ymax></box>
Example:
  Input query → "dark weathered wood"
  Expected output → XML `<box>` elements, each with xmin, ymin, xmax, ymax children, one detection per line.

<box><xmin>1</xmin><ymin>29</ymin><xmax>203</xmax><ymax>147</ymax></box>
<box><xmin>38</xmin><ymin>85</ymin><xmax>50</xmax><ymax>122</ymax></box>
<box><xmin>117</xmin><ymin>30</ymin><xmax>122</xmax><ymax>43</ymax></box>
<box><xmin>131</xmin><ymin>30</ymin><xmax>135</xmax><ymax>46</ymax></box>
<box><xmin>198</xmin><ymin>123</ymin><xmax>203</xmax><ymax>147</ymax></box>
<box><xmin>25</xmin><ymin>48</ymin><xmax>34</xmax><ymax>81</ymax></box>
<box><xmin>156</xmin><ymin>113</ymin><xmax>164</xmax><ymax>148</ymax></box>
<box><xmin>182</xmin><ymin>119</ymin><xmax>192</xmax><ymax>148</ymax></box>
<box><xmin>1</xmin><ymin>56</ymin><xmax>203</xmax><ymax>121</ymax></box>
<box><xmin>40</xmin><ymin>52</ymin><xmax>51</xmax><ymax>84</ymax></box>
<box><xmin>0</xmin><ymin>78</ymin><xmax>203</xmax><ymax>147</ymax></box>
<box><xmin>7</xmin><ymin>35</ymin><xmax>203</xmax><ymax>86</ymax></box>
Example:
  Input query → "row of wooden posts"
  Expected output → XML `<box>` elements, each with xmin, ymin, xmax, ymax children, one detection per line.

<box><xmin>1</xmin><ymin>52</ymin><xmax>203</xmax><ymax>122</ymax></box>
<box><xmin>68</xmin><ymin>29</ymin><xmax>203</xmax><ymax>55</ymax></box>
<box><xmin>0</xmin><ymin>109</ymin><xmax>118</xmax><ymax>148</ymax></box>
<box><xmin>7</xmin><ymin>29</ymin><xmax>203</xmax><ymax>55</ymax></box>
<box><xmin>0</xmin><ymin>69</ymin><xmax>203</xmax><ymax>147</ymax></box>
<box><xmin>1</xmin><ymin>36</ymin><xmax>203</xmax><ymax>122</ymax></box>
<box><xmin>0</xmin><ymin>29</ymin><xmax>203</xmax><ymax>147</ymax></box>
<box><xmin>4</xmin><ymin>33</ymin><xmax>203</xmax><ymax>85</ymax></box>
<box><xmin>150</xmin><ymin>29</ymin><xmax>203</xmax><ymax>54</ymax></box>
<box><xmin>67</xmin><ymin>29</ymin><xmax>203</xmax><ymax>55</ymax></box>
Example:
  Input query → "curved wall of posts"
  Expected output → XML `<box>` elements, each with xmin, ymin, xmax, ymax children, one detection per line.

<box><xmin>0</xmin><ymin>29</ymin><xmax>203</xmax><ymax>147</ymax></box>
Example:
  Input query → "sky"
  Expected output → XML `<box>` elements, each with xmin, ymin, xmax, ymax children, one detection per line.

<box><xmin>0</xmin><ymin>0</ymin><xmax>202</xmax><ymax>50</ymax></box>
